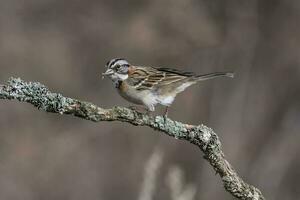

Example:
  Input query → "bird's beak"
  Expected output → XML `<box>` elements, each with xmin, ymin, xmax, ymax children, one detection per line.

<box><xmin>102</xmin><ymin>69</ymin><xmax>114</xmax><ymax>79</ymax></box>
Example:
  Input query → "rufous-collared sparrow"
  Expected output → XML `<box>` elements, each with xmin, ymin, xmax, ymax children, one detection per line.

<box><xmin>102</xmin><ymin>58</ymin><xmax>234</xmax><ymax>116</ymax></box>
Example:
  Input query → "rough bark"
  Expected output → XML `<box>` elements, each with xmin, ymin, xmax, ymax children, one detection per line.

<box><xmin>0</xmin><ymin>77</ymin><xmax>265</xmax><ymax>200</ymax></box>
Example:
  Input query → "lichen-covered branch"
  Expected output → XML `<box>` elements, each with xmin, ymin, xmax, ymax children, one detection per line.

<box><xmin>0</xmin><ymin>77</ymin><xmax>265</xmax><ymax>200</ymax></box>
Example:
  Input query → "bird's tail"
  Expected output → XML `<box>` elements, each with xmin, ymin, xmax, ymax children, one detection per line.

<box><xmin>194</xmin><ymin>72</ymin><xmax>234</xmax><ymax>81</ymax></box>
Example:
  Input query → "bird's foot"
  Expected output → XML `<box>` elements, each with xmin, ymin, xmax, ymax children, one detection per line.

<box><xmin>163</xmin><ymin>115</ymin><xmax>168</xmax><ymax>123</ymax></box>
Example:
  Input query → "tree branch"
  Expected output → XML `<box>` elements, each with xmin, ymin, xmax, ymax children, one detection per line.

<box><xmin>0</xmin><ymin>77</ymin><xmax>264</xmax><ymax>200</ymax></box>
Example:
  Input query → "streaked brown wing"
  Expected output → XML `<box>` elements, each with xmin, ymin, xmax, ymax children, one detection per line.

<box><xmin>129</xmin><ymin>66</ymin><xmax>191</xmax><ymax>91</ymax></box>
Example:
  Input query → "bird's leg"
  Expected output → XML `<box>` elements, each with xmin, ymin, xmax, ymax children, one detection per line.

<box><xmin>146</xmin><ymin>105</ymin><xmax>155</xmax><ymax>116</ymax></box>
<box><xmin>164</xmin><ymin>106</ymin><xmax>169</xmax><ymax>117</ymax></box>
<box><xmin>163</xmin><ymin>106</ymin><xmax>169</xmax><ymax>122</ymax></box>
<box><xmin>145</xmin><ymin>109</ymin><xmax>152</xmax><ymax>116</ymax></box>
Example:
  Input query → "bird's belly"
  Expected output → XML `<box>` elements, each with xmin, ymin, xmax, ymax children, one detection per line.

<box><xmin>117</xmin><ymin>87</ymin><xmax>144</xmax><ymax>105</ymax></box>
<box><xmin>116</xmin><ymin>82</ymin><xmax>149</xmax><ymax>105</ymax></box>
<box><xmin>117</xmin><ymin>83</ymin><xmax>159</xmax><ymax>109</ymax></box>
<box><xmin>118</xmin><ymin>89</ymin><xmax>175</xmax><ymax>107</ymax></box>
<box><xmin>116</xmin><ymin>81</ymin><xmax>176</xmax><ymax>110</ymax></box>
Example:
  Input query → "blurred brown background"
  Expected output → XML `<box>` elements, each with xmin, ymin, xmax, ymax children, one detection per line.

<box><xmin>0</xmin><ymin>0</ymin><xmax>300</xmax><ymax>199</ymax></box>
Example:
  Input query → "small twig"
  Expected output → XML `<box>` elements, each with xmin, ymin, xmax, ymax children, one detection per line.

<box><xmin>0</xmin><ymin>77</ymin><xmax>265</xmax><ymax>200</ymax></box>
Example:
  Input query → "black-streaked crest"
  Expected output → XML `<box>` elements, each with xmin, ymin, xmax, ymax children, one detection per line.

<box><xmin>106</xmin><ymin>58</ymin><xmax>129</xmax><ymax>69</ymax></box>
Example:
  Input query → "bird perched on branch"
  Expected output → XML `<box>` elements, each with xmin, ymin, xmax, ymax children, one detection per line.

<box><xmin>102</xmin><ymin>58</ymin><xmax>234</xmax><ymax>117</ymax></box>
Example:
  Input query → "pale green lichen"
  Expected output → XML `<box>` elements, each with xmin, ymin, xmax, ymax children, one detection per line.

<box><xmin>152</xmin><ymin>116</ymin><xmax>188</xmax><ymax>139</ymax></box>
<box><xmin>1</xmin><ymin>77</ymin><xmax>74</xmax><ymax>113</ymax></box>
<box><xmin>0</xmin><ymin>77</ymin><xmax>265</xmax><ymax>200</ymax></box>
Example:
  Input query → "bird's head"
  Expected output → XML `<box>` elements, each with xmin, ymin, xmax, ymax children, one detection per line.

<box><xmin>102</xmin><ymin>58</ymin><xmax>130</xmax><ymax>82</ymax></box>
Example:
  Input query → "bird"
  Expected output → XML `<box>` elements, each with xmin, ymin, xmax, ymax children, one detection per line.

<box><xmin>102</xmin><ymin>58</ymin><xmax>234</xmax><ymax>117</ymax></box>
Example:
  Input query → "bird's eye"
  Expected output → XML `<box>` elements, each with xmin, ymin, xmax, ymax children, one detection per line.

<box><xmin>118</xmin><ymin>65</ymin><xmax>128</xmax><ymax>73</ymax></box>
<box><xmin>111</xmin><ymin>65</ymin><xmax>120</xmax><ymax>71</ymax></box>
